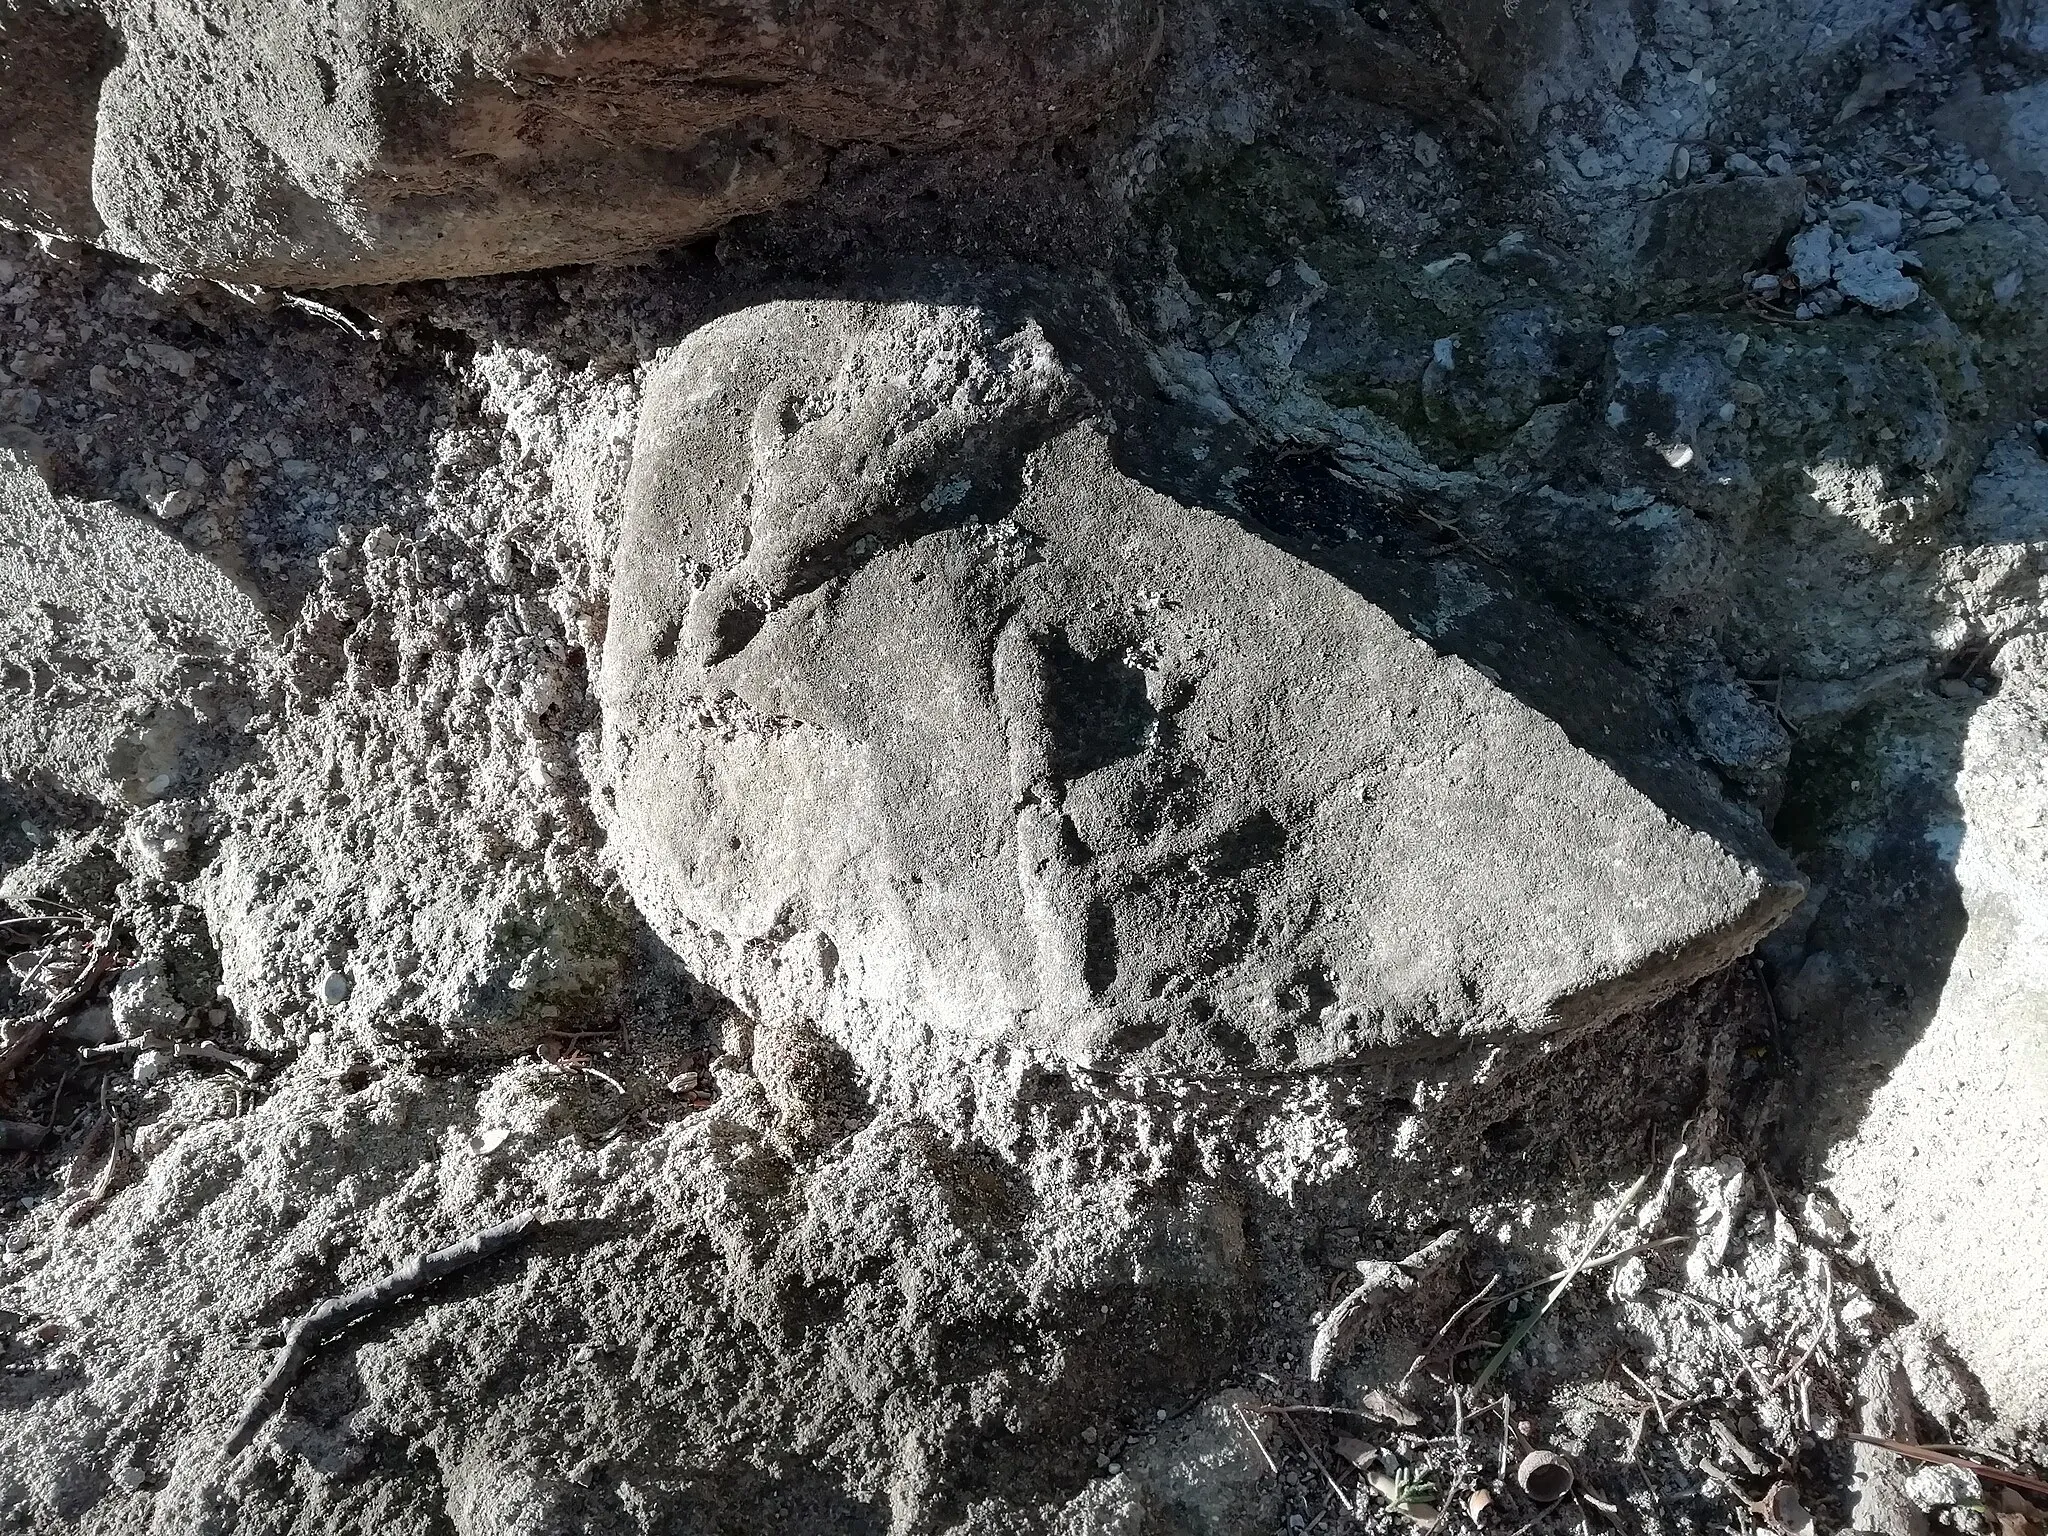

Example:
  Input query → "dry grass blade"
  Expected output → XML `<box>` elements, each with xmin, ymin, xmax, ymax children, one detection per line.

<box><xmin>1841</xmin><ymin>1436</ymin><xmax>2048</xmax><ymax>1500</ymax></box>
<box><xmin>1470</xmin><ymin>1172</ymin><xmax>1649</xmax><ymax>1394</ymax></box>
<box><xmin>1497</xmin><ymin>1235</ymin><xmax>1689</xmax><ymax>1304</ymax></box>
<box><xmin>1276</xmin><ymin>1409</ymin><xmax>1356</xmax><ymax>1517</ymax></box>
<box><xmin>1233</xmin><ymin>1402</ymin><xmax>1281</xmax><ymax>1476</ymax></box>
<box><xmin>1400</xmin><ymin>1274</ymin><xmax>1500</xmax><ymax>1391</ymax></box>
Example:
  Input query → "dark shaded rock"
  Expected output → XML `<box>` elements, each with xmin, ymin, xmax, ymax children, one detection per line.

<box><xmin>1419</xmin><ymin>0</ymin><xmax>1640</xmax><ymax>129</ymax></box>
<box><xmin>0</xmin><ymin>0</ymin><xmax>116</xmax><ymax>243</ymax></box>
<box><xmin>1420</xmin><ymin>304</ymin><xmax>1601</xmax><ymax>451</ymax></box>
<box><xmin>1997</xmin><ymin>0</ymin><xmax>2048</xmax><ymax>62</ymax></box>
<box><xmin>1934</xmin><ymin>76</ymin><xmax>2048</xmax><ymax>209</ymax></box>
<box><xmin>1630</xmin><ymin>176</ymin><xmax>1808</xmax><ymax>296</ymax></box>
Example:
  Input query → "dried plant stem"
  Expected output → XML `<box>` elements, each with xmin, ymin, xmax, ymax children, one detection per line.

<box><xmin>1470</xmin><ymin>1173</ymin><xmax>1649</xmax><ymax>1394</ymax></box>
<box><xmin>224</xmin><ymin>1210</ymin><xmax>542</xmax><ymax>1457</ymax></box>
<box><xmin>0</xmin><ymin>929</ymin><xmax>116</xmax><ymax>1094</ymax></box>
<box><xmin>1842</xmin><ymin>1435</ymin><xmax>2048</xmax><ymax>1500</ymax></box>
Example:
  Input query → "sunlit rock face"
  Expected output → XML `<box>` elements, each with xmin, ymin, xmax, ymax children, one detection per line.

<box><xmin>599</xmin><ymin>299</ymin><xmax>1800</xmax><ymax>1077</ymax></box>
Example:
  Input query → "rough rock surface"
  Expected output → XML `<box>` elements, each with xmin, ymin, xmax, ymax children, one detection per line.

<box><xmin>1936</xmin><ymin>76</ymin><xmax>2048</xmax><ymax>208</ymax></box>
<box><xmin>4</xmin><ymin>0</ymin><xmax>2048</xmax><ymax>1528</ymax></box>
<box><xmin>0</xmin><ymin>1</ymin><xmax>114</xmax><ymax>242</ymax></box>
<box><xmin>600</xmin><ymin>299</ymin><xmax>1799</xmax><ymax>1076</ymax></box>
<box><xmin>1630</xmin><ymin>176</ymin><xmax>1809</xmax><ymax>295</ymax></box>
<box><xmin>0</xmin><ymin>0</ymin><xmax>1161</xmax><ymax>285</ymax></box>
<box><xmin>1824</xmin><ymin>635</ymin><xmax>2048</xmax><ymax>1428</ymax></box>
<box><xmin>1998</xmin><ymin>0</ymin><xmax>2048</xmax><ymax>61</ymax></box>
<box><xmin>0</xmin><ymin>451</ymin><xmax>277</xmax><ymax>805</ymax></box>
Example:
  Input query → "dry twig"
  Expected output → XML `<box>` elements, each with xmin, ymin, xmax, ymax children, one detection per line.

<box><xmin>84</xmin><ymin>1033</ymin><xmax>266</xmax><ymax>1080</ymax></box>
<box><xmin>223</xmin><ymin>1210</ymin><xmax>542</xmax><ymax>1457</ymax></box>
<box><xmin>1310</xmin><ymin>1229</ymin><xmax>1465</xmax><ymax>1383</ymax></box>
<box><xmin>1470</xmin><ymin>1173</ymin><xmax>1649</xmax><ymax>1394</ymax></box>
<box><xmin>1400</xmin><ymin>1274</ymin><xmax>1500</xmax><ymax>1391</ymax></box>
<box><xmin>1233</xmin><ymin>1401</ymin><xmax>1281</xmax><ymax>1476</ymax></box>
<box><xmin>0</xmin><ymin>927</ymin><xmax>116</xmax><ymax>1094</ymax></box>
<box><xmin>1841</xmin><ymin>1436</ymin><xmax>2048</xmax><ymax>1500</ymax></box>
<box><xmin>1274</xmin><ymin>1405</ymin><xmax>1356</xmax><ymax>1517</ymax></box>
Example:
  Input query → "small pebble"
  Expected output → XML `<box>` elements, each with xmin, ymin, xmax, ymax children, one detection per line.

<box><xmin>1901</xmin><ymin>179</ymin><xmax>1933</xmax><ymax>211</ymax></box>
<box><xmin>318</xmin><ymin>969</ymin><xmax>352</xmax><ymax>1006</ymax></box>
<box><xmin>1971</xmin><ymin>173</ymin><xmax>2002</xmax><ymax>200</ymax></box>
<box><xmin>1725</xmin><ymin>152</ymin><xmax>1763</xmax><ymax>176</ymax></box>
<box><xmin>1576</xmin><ymin>146</ymin><xmax>1606</xmax><ymax>179</ymax></box>
<box><xmin>112</xmin><ymin>1465</ymin><xmax>150</xmax><ymax>1492</ymax></box>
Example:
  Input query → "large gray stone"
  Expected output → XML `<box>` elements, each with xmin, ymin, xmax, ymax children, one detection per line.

<box><xmin>0</xmin><ymin>449</ymin><xmax>276</xmax><ymax>805</ymax></box>
<box><xmin>1809</xmin><ymin>632</ymin><xmax>2048</xmax><ymax>1430</ymax></box>
<box><xmin>598</xmin><ymin>300</ymin><xmax>1801</xmax><ymax>1076</ymax></box>
<box><xmin>0</xmin><ymin>0</ymin><xmax>1159</xmax><ymax>286</ymax></box>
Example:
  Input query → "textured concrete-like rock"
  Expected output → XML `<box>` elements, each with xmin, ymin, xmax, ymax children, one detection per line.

<box><xmin>600</xmin><ymin>300</ymin><xmax>1800</xmax><ymax>1076</ymax></box>
<box><xmin>0</xmin><ymin>449</ymin><xmax>276</xmax><ymax>804</ymax></box>
<box><xmin>0</xmin><ymin>0</ymin><xmax>1158</xmax><ymax>285</ymax></box>
<box><xmin>1808</xmin><ymin>632</ymin><xmax>2048</xmax><ymax>1429</ymax></box>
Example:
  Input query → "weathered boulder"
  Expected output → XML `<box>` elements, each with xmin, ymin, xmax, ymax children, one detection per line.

<box><xmin>1805</xmin><ymin>632</ymin><xmax>2048</xmax><ymax>1429</ymax></box>
<box><xmin>0</xmin><ymin>0</ymin><xmax>1160</xmax><ymax>286</ymax></box>
<box><xmin>0</xmin><ymin>448</ymin><xmax>276</xmax><ymax>805</ymax></box>
<box><xmin>599</xmin><ymin>299</ymin><xmax>1801</xmax><ymax>1076</ymax></box>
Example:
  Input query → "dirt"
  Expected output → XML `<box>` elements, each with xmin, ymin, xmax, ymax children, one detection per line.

<box><xmin>3</xmin><ymin>2</ymin><xmax>2048</xmax><ymax>1533</ymax></box>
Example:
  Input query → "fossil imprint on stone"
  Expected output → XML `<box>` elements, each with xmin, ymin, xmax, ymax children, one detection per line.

<box><xmin>599</xmin><ymin>300</ymin><xmax>1802</xmax><ymax>1075</ymax></box>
